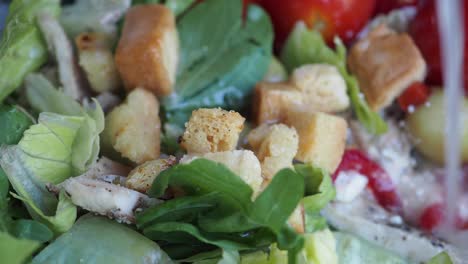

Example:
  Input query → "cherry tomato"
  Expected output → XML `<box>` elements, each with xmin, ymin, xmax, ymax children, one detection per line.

<box><xmin>409</xmin><ymin>0</ymin><xmax>468</xmax><ymax>94</ymax></box>
<box><xmin>374</xmin><ymin>0</ymin><xmax>419</xmax><ymax>15</ymax></box>
<box><xmin>419</xmin><ymin>203</ymin><xmax>444</xmax><ymax>232</ymax></box>
<box><xmin>258</xmin><ymin>0</ymin><xmax>376</xmax><ymax>49</ymax></box>
<box><xmin>420</xmin><ymin>202</ymin><xmax>468</xmax><ymax>232</ymax></box>
<box><xmin>333</xmin><ymin>149</ymin><xmax>403</xmax><ymax>214</ymax></box>
<box><xmin>398</xmin><ymin>82</ymin><xmax>431</xmax><ymax>112</ymax></box>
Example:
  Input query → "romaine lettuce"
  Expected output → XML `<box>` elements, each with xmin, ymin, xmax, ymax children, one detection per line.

<box><xmin>0</xmin><ymin>0</ymin><xmax>60</xmax><ymax>103</ymax></box>
<box><xmin>280</xmin><ymin>22</ymin><xmax>387</xmax><ymax>135</ymax></box>
<box><xmin>0</xmin><ymin>104</ymin><xmax>104</xmax><ymax>233</ymax></box>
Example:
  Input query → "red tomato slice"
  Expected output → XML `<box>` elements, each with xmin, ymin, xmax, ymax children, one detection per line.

<box><xmin>258</xmin><ymin>0</ymin><xmax>376</xmax><ymax>49</ymax></box>
<box><xmin>333</xmin><ymin>149</ymin><xmax>403</xmax><ymax>214</ymax></box>
<box><xmin>398</xmin><ymin>82</ymin><xmax>431</xmax><ymax>112</ymax></box>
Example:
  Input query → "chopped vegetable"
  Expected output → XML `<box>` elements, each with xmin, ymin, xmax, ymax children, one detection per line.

<box><xmin>280</xmin><ymin>22</ymin><xmax>387</xmax><ymax>134</ymax></box>
<box><xmin>333</xmin><ymin>149</ymin><xmax>403</xmax><ymax>214</ymax></box>
<box><xmin>139</xmin><ymin>159</ymin><xmax>305</xmax><ymax>262</ymax></box>
<box><xmin>32</xmin><ymin>215</ymin><xmax>173</xmax><ymax>264</ymax></box>
<box><xmin>0</xmin><ymin>0</ymin><xmax>60</xmax><ymax>103</ymax></box>
<box><xmin>406</xmin><ymin>90</ymin><xmax>468</xmax><ymax>164</ymax></box>
<box><xmin>263</xmin><ymin>56</ymin><xmax>288</xmax><ymax>83</ymax></box>
<box><xmin>398</xmin><ymin>82</ymin><xmax>431</xmax><ymax>112</ymax></box>
<box><xmin>162</xmin><ymin>0</ymin><xmax>273</xmax><ymax>129</ymax></box>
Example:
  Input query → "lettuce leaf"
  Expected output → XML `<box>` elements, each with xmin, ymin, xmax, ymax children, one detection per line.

<box><xmin>0</xmin><ymin>105</ymin><xmax>103</xmax><ymax>233</ymax></box>
<box><xmin>162</xmin><ymin>0</ymin><xmax>273</xmax><ymax>129</ymax></box>
<box><xmin>280</xmin><ymin>22</ymin><xmax>387</xmax><ymax>135</ymax></box>
<box><xmin>32</xmin><ymin>214</ymin><xmax>173</xmax><ymax>264</ymax></box>
<box><xmin>427</xmin><ymin>252</ymin><xmax>453</xmax><ymax>264</ymax></box>
<box><xmin>0</xmin><ymin>0</ymin><xmax>60</xmax><ymax>103</ymax></box>
<box><xmin>0</xmin><ymin>231</ymin><xmax>41</xmax><ymax>264</ymax></box>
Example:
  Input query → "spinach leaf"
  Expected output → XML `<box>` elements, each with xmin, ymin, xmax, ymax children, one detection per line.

<box><xmin>0</xmin><ymin>231</ymin><xmax>41</xmax><ymax>264</ymax></box>
<box><xmin>280</xmin><ymin>22</ymin><xmax>387</xmax><ymax>135</ymax></box>
<box><xmin>162</xmin><ymin>0</ymin><xmax>273</xmax><ymax>129</ymax></box>
<box><xmin>0</xmin><ymin>0</ymin><xmax>60</xmax><ymax>103</ymax></box>
<box><xmin>165</xmin><ymin>0</ymin><xmax>196</xmax><ymax>16</ymax></box>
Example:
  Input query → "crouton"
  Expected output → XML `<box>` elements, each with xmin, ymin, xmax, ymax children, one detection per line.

<box><xmin>290</xmin><ymin>64</ymin><xmax>350</xmax><ymax>113</ymax></box>
<box><xmin>253</xmin><ymin>82</ymin><xmax>303</xmax><ymax>125</ymax></box>
<box><xmin>288</xmin><ymin>204</ymin><xmax>305</xmax><ymax>234</ymax></box>
<box><xmin>115</xmin><ymin>4</ymin><xmax>178</xmax><ymax>97</ymax></box>
<box><xmin>103</xmin><ymin>88</ymin><xmax>161</xmax><ymax>164</ymax></box>
<box><xmin>248</xmin><ymin>123</ymin><xmax>299</xmax><ymax>180</ymax></box>
<box><xmin>76</xmin><ymin>32</ymin><xmax>120</xmax><ymax>93</ymax></box>
<box><xmin>348</xmin><ymin>24</ymin><xmax>426</xmax><ymax>111</ymax></box>
<box><xmin>180</xmin><ymin>150</ymin><xmax>263</xmax><ymax>197</ymax></box>
<box><xmin>285</xmin><ymin>110</ymin><xmax>347</xmax><ymax>173</ymax></box>
<box><xmin>125</xmin><ymin>157</ymin><xmax>176</xmax><ymax>193</ymax></box>
<box><xmin>180</xmin><ymin>108</ymin><xmax>245</xmax><ymax>154</ymax></box>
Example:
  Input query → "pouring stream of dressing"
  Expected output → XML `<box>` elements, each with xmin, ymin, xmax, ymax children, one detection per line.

<box><xmin>436</xmin><ymin>0</ymin><xmax>468</xmax><ymax>246</ymax></box>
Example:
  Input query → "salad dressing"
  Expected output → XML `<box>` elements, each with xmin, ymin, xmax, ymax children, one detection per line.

<box><xmin>436</xmin><ymin>0</ymin><xmax>468</xmax><ymax>245</ymax></box>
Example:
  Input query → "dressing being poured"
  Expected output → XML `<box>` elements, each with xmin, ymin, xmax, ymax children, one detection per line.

<box><xmin>436</xmin><ymin>0</ymin><xmax>468</xmax><ymax>246</ymax></box>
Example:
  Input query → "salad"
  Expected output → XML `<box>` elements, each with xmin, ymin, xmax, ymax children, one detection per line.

<box><xmin>0</xmin><ymin>0</ymin><xmax>467</xmax><ymax>263</ymax></box>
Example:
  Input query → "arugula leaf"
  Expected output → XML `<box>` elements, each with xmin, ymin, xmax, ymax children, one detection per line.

<box><xmin>162</xmin><ymin>0</ymin><xmax>272</xmax><ymax>128</ymax></box>
<box><xmin>0</xmin><ymin>231</ymin><xmax>41</xmax><ymax>264</ymax></box>
<box><xmin>295</xmin><ymin>164</ymin><xmax>336</xmax><ymax>232</ymax></box>
<box><xmin>149</xmin><ymin>159</ymin><xmax>253</xmax><ymax>212</ymax></box>
<box><xmin>32</xmin><ymin>214</ymin><xmax>174</xmax><ymax>264</ymax></box>
<box><xmin>137</xmin><ymin>193</ymin><xmax>218</xmax><ymax>229</ymax></box>
<box><xmin>249</xmin><ymin>168</ymin><xmax>304</xmax><ymax>233</ymax></box>
<box><xmin>280</xmin><ymin>22</ymin><xmax>387</xmax><ymax>135</ymax></box>
<box><xmin>0</xmin><ymin>0</ymin><xmax>60</xmax><ymax>103</ymax></box>
<box><xmin>141</xmin><ymin>159</ymin><xmax>306</xmax><ymax>263</ymax></box>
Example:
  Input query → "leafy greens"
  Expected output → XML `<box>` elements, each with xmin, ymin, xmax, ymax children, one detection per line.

<box><xmin>0</xmin><ymin>0</ymin><xmax>60</xmax><ymax>103</ymax></box>
<box><xmin>280</xmin><ymin>22</ymin><xmax>387</xmax><ymax>135</ymax></box>
<box><xmin>162</xmin><ymin>0</ymin><xmax>273</xmax><ymax>129</ymax></box>
<box><xmin>138</xmin><ymin>159</ymin><xmax>312</xmax><ymax>263</ymax></box>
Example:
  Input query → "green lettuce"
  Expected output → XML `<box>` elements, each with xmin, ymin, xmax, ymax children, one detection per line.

<box><xmin>0</xmin><ymin>231</ymin><xmax>41</xmax><ymax>264</ymax></box>
<box><xmin>162</xmin><ymin>0</ymin><xmax>273</xmax><ymax>129</ymax></box>
<box><xmin>0</xmin><ymin>104</ymin><xmax>34</xmax><ymax>145</ymax></box>
<box><xmin>280</xmin><ymin>22</ymin><xmax>387</xmax><ymax>135</ymax></box>
<box><xmin>32</xmin><ymin>214</ymin><xmax>173</xmax><ymax>264</ymax></box>
<box><xmin>0</xmin><ymin>0</ymin><xmax>60</xmax><ymax>103</ymax></box>
<box><xmin>0</xmin><ymin>103</ymin><xmax>104</xmax><ymax>233</ymax></box>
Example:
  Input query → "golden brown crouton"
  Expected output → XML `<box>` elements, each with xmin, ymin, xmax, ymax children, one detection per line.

<box><xmin>252</xmin><ymin>82</ymin><xmax>302</xmax><ymax>125</ymax></box>
<box><xmin>248</xmin><ymin>123</ymin><xmax>299</xmax><ymax>180</ymax></box>
<box><xmin>125</xmin><ymin>157</ymin><xmax>176</xmax><ymax>193</ymax></box>
<box><xmin>103</xmin><ymin>88</ymin><xmax>161</xmax><ymax>164</ymax></box>
<box><xmin>180</xmin><ymin>108</ymin><xmax>245</xmax><ymax>154</ymax></box>
<box><xmin>285</xmin><ymin>110</ymin><xmax>347</xmax><ymax>173</ymax></box>
<box><xmin>180</xmin><ymin>150</ymin><xmax>263</xmax><ymax>197</ymax></box>
<box><xmin>75</xmin><ymin>32</ymin><xmax>120</xmax><ymax>93</ymax></box>
<box><xmin>290</xmin><ymin>64</ymin><xmax>350</xmax><ymax>113</ymax></box>
<box><xmin>115</xmin><ymin>4</ymin><xmax>178</xmax><ymax>97</ymax></box>
<box><xmin>348</xmin><ymin>24</ymin><xmax>426</xmax><ymax>111</ymax></box>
